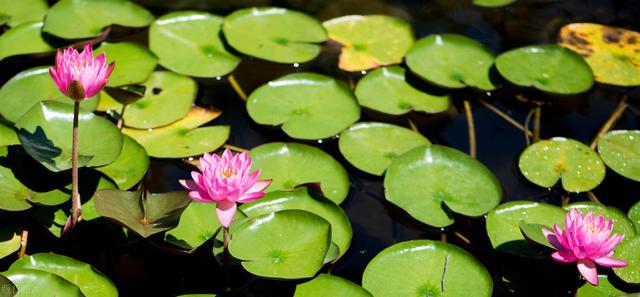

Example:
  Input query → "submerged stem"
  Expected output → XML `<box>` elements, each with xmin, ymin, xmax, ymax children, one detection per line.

<box><xmin>116</xmin><ymin>104</ymin><xmax>127</xmax><ymax>130</ymax></box>
<box><xmin>228</xmin><ymin>74</ymin><xmax>248</xmax><ymax>102</ymax></box>
<box><xmin>533</xmin><ymin>105</ymin><xmax>541</xmax><ymax>143</ymax></box>
<box><xmin>524</xmin><ymin>108</ymin><xmax>536</xmax><ymax>146</ymax></box>
<box><xmin>587</xmin><ymin>191</ymin><xmax>603</xmax><ymax>205</ymax></box>
<box><xmin>463</xmin><ymin>100</ymin><xmax>476</xmax><ymax>159</ymax></box>
<box><xmin>70</xmin><ymin>101</ymin><xmax>82</xmax><ymax>228</ymax></box>
<box><xmin>479</xmin><ymin>99</ymin><xmax>532</xmax><ymax>137</ymax></box>
<box><xmin>18</xmin><ymin>228</ymin><xmax>28</xmax><ymax>259</ymax></box>
<box><xmin>223</xmin><ymin>144</ymin><xmax>248</xmax><ymax>153</ymax></box>
<box><xmin>589</xmin><ymin>95</ymin><xmax>628</xmax><ymax>149</ymax></box>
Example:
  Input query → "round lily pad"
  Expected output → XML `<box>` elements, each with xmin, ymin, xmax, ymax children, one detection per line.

<box><xmin>473</xmin><ymin>0</ymin><xmax>516</xmax><ymax>7</ymax></box>
<box><xmin>228</xmin><ymin>210</ymin><xmax>331</xmax><ymax>279</ymax></box>
<box><xmin>519</xmin><ymin>137</ymin><xmax>606</xmax><ymax>192</ymax></box>
<box><xmin>558</xmin><ymin>23</ymin><xmax>640</xmax><ymax>86</ymax></box>
<box><xmin>486</xmin><ymin>201</ymin><xmax>566</xmax><ymax>257</ymax></box>
<box><xmin>294</xmin><ymin>274</ymin><xmax>372</xmax><ymax>297</ymax></box>
<box><xmin>629</xmin><ymin>201</ymin><xmax>640</xmax><ymax>233</ymax></box>
<box><xmin>339</xmin><ymin>122</ymin><xmax>430</xmax><ymax>176</ymax></box>
<box><xmin>564</xmin><ymin>202</ymin><xmax>637</xmax><ymax>243</ymax></box>
<box><xmin>0</xmin><ymin>0</ymin><xmax>48</xmax><ymax>27</ymax></box>
<box><xmin>247</xmin><ymin>73</ymin><xmax>360</xmax><ymax>140</ymax></box>
<box><xmin>96</xmin><ymin>135</ymin><xmax>149</xmax><ymax>190</ymax></box>
<box><xmin>0</xmin><ymin>123</ymin><xmax>18</xmax><ymax>147</ymax></box>
<box><xmin>0</xmin><ymin>163</ymin><xmax>73</xmax><ymax>211</ymax></box>
<box><xmin>249</xmin><ymin>142</ymin><xmax>350</xmax><ymax>204</ymax></box>
<box><xmin>405</xmin><ymin>34</ymin><xmax>496</xmax><ymax>90</ymax></box>
<box><xmin>495</xmin><ymin>44</ymin><xmax>594</xmax><ymax>94</ymax></box>
<box><xmin>43</xmin><ymin>0</ymin><xmax>154</xmax><ymax>39</ymax></box>
<box><xmin>354</xmin><ymin>66</ymin><xmax>450</xmax><ymax>115</ymax></box>
<box><xmin>1</xmin><ymin>269</ymin><xmax>83</xmax><ymax>297</ymax></box>
<box><xmin>323</xmin><ymin>15</ymin><xmax>414</xmax><ymax>72</ymax></box>
<box><xmin>150</xmin><ymin>11</ymin><xmax>240</xmax><ymax>78</ymax></box>
<box><xmin>123</xmin><ymin>106</ymin><xmax>229</xmax><ymax>158</ymax></box>
<box><xmin>223</xmin><ymin>7</ymin><xmax>327</xmax><ymax>63</ymax></box>
<box><xmin>384</xmin><ymin>145</ymin><xmax>502</xmax><ymax>227</ymax></box>
<box><xmin>0</xmin><ymin>224</ymin><xmax>20</xmax><ymax>260</ymax></box>
<box><xmin>576</xmin><ymin>275</ymin><xmax>626</xmax><ymax>297</ymax></box>
<box><xmin>95</xmin><ymin>42</ymin><xmax>158</xmax><ymax>87</ymax></box>
<box><xmin>597</xmin><ymin>130</ymin><xmax>640</xmax><ymax>182</ymax></box>
<box><xmin>362</xmin><ymin>240</ymin><xmax>493</xmax><ymax>297</ymax></box>
<box><xmin>0</xmin><ymin>22</ymin><xmax>54</xmax><ymax>61</ymax></box>
<box><xmin>612</xmin><ymin>236</ymin><xmax>640</xmax><ymax>285</ymax></box>
<box><xmin>0</xmin><ymin>66</ymin><xmax>98</xmax><ymax>123</ymax></box>
<box><xmin>164</xmin><ymin>201</ymin><xmax>219</xmax><ymax>250</ymax></box>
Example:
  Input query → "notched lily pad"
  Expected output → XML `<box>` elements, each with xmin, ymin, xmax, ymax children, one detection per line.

<box><xmin>597</xmin><ymin>130</ymin><xmax>640</xmax><ymax>182</ymax></box>
<box><xmin>95</xmin><ymin>42</ymin><xmax>158</xmax><ymax>87</ymax></box>
<box><xmin>0</xmin><ymin>0</ymin><xmax>48</xmax><ymax>27</ymax></box>
<box><xmin>629</xmin><ymin>201</ymin><xmax>640</xmax><ymax>233</ymax></box>
<box><xmin>576</xmin><ymin>274</ymin><xmax>626</xmax><ymax>297</ymax></box>
<box><xmin>294</xmin><ymin>274</ymin><xmax>372</xmax><ymax>297</ymax></box>
<box><xmin>164</xmin><ymin>201</ymin><xmax>220</xmax><ymax>250</ymax></box>
<box><xmin>612</xmin><ymin>236</ymin><xmax>640</xmax><ymax>285</ymax></box>
<box><xmin>1</xmin><ymin>269</ymin><xmax>84</xmax><ymax>297</ymax></box>
<box><xmin>0</xmin><ymin>22</ymin><xmax>54</xmax><ymax>61</ymax></box>
<box><xmin>0</xmin><ymin>224</ymin><xmax>21</xmax><ymax>261</ymax></box>
<box><xmin>96</xmin><ymin>135</ymin><xmax>149</xmax><ymax>190</ymax></box>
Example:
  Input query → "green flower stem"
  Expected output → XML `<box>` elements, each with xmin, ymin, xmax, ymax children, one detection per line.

<box><xmin>589</xmin><ymin>95</ymin><xmax>628</xmax><ymax>149</ymax></box>
<box><xmin>533</xmin><ymin>105</ymin><xmax>541</xmax><ymax>143</ymax></box>
<box><xmin>228</xmin><ymin>74</ymin><xmax>247</xmax><ymax>102</ymax></box>
<box><xmin>18</xmin><ymin>228</ymin><xmax>28</xmax><ymax>259</ymax></box>
<box><xmin>70</xmin><ymin>100</ymin><xmax>81</xmax><ymax>227</ymax></box>
<box><xmin>463</xmin><ymin>100</ymin><xmax>476</xmax><ymax>159</ymax></box>
<box><xmin>223</xmin><ymin>226</ymin><xmax>230</xmax><ymax>270</ymax></box>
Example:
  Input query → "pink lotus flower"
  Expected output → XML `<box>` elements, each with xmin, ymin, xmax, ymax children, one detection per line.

<box><xmin>543</xmin><ymin>209</ymin><xmax>627</xmax><ymax>286</ymax></box>
<box><xmin>179</xmin><ymin>149</ymin><xmax>272</xmax><ymax>228</ymax></box>
<box><xmin>49</xmin><ymin>43</ymin><xmax>114</xmax><ymax>100</ymax></box>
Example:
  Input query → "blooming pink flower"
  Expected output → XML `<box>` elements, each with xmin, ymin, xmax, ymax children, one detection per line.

<box><xmin>49</xmin><ymin>43</ymin><xmax>114</xmax><ymax>100</ymax></box>
<box><xmin>179</xmin><ymin>149</ymin><xmax>272</xmax><ymax>228</ymax></box>
<box><xmin>543</xmin><ymin>208</ymin><xmax>627</xmax><ymax>286</ymax></box>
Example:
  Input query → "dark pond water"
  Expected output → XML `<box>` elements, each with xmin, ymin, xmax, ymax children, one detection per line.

<box><xmin>1</xmin><ymin>0</ymin><xmax>639</xmax><ymax>296</ymax></box>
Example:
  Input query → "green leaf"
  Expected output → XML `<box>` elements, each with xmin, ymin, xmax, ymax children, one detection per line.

<box><xmin>576</xmin><ymin>274</ymin><xmax>626</xmax><ymax>297</ymax></box>
<box><xmin>518</xmin><ymin>137</ymin><xmax>606</xmax><ymax>192</ymax></box>
<box><xmin>9</xmin><ymin>253</ymin><xmax>117</xmax><ymax>297</ymax></box>
<box><xmin>229</xmin><ymin>210</ymin><xmax>331</xmax><ymax>279</ymax></box>
<box><xmin>1</xmin><ymin>269</ymin><xmax>84</xmax><ymax>297</ymax></box>
<box><xmin>96</xmin><ymin>135</ymin><xmax>149</xmax><ymax>190</ymax></box>
<box><xmin>384</xmin><ymin>145</ymin><xmax>502</xmax><ymax>227</ymax></box>
<box><xmin>473</xmin><ymin>0</ymin><xmax>516</xmax><ymax>7</ymax></box>
<box><xmin>0</xmin><ymin>274</ymin><xmax>17</xmax><ymax>297</ymax></box>
<box><xmin>150</xmin><ymin>11</ymin><xmax>240</xmax><ymax>78</ymax></box>
<box><xmin>362</xmin><ymin>240</ymin><xmax>493</xmax><ymax>297</ymax></box>
<box><xmin>0</xmin><ymin>0</ymin><xmax>48</xmax><ymax>27</ymax></box>
<box><xmin>406</xmin><ymin>34</ymin><xmax>496</xmax><ymax>90</ymax></box>
<box><xmin>354</xmin><ymin>66</ymin><xmax>450</xmax><ymax>115</ymax></box>
<box><xmin>247</xmin><ymin>73</ymin><xmax>360</xmax><ymax>140</ymax></box>
<box><xmin>597</xmin><ymin>130</ymin><xmax>640</xmax><ymax>182</ymax></box>
<box><xmin>495</xmin><ymin>44</ymin><xmax>594</xmax><ymax>94</ymax></box>
<box><xmin>43</xmin><ymin>0</ymin><xmax>154</xmax><ymax>39</ymax></box>
<box><xmin>629</xmin><ymin>201</ymin><xmax>640</xmax><ymax>233</ymax></box>
<box><xmin>0</xmin><ymin>21</ymin><xmax>54</xmax><ymax>61</ymax></box>
<box><xmin>223</xmin><ymin>7</ymin><xmax>327</xmax><ymax>63</ymax></box>
<box><xmin>339</xmin><ymin>122</ymin><xmax>430</xmax><ymax>176</ymax></box>
<box><xmin>164</xmin><ymin>201</ymin><xmax>219</xmax><ymax>250</ymax></box>
<box><xmin>0</xmin><ymin>223</ymin><xmax>21</xmax><ymax>261</ymax></box>
<box><xmin>519</xmin><ymin>221</ymin><xmax>556</xmax><ymax>249</ymax></box>
<box><xmin>249</xmin><ymin>142</ymin><xmax>350</xmax><ymax>204</ymax></box>
<box><xmin>95</xmin><ymin>42</ymin><xmax>158</xmax><ymax>87</ymax></box>
<box><xmin>564</xmin><ymin>202</ymin><xmax>637</xmax><ymax>244</ymax></box>
<box><xmin>0</xmin><ymin>123</ymin><xmax>19</xmax><ymax>147</ymax></box>
<box><xmin>294</xmin><ymin>274</ymin><xmax>372</xmax><ymax>297</ymax></box>
<box><xmin>612</xmin><ymin>236</ymin><xmax>640</xmax><ymax>285</ymax></box>
<box><xmin>323</xmin><ymin>15</ymin><xmax>414</xmax><ymax>72</ymax></box>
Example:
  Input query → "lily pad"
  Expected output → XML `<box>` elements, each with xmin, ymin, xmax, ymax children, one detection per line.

<box><xmin>123</xmin><ymin>106</ymin><xmax>229</xmax><ymax>158</ymax></box>
<box><xmin>384</xmin><ymin>145</ymin><xmax>502</xmax><ymax>227</ymax></box>
<box><xmin>150</xmin><ymin>11</ymin><xmax>240</xmax><ymax>78</ymax></box>
<box><xmin>0</xmin><ymin>123</ymin><xmax>19</xmax><ymax>147</ymax></box>
<box><xmin>495</xmin><ymin>44</ymin><xmax>594</xmax><ymax>94</ymax></box>
<box><xmin>15</xmin><ymin>101</ymin><xmax>123</xmax><ymax>172</ymax></box>
<box><xmin>9</xmin><ymin>253</ymin><xmax>117</xmax><ymax>297</ymax></box>
<box><xmin>241</xmin><ymin>187</ymin><xmax>352</xmax><ymax>259</ymax></box>
<box><xmin>518</xmin><ymin>137</ymin><xmax>606</xmax><ymax>192</ymax></box>
<box><xmin>362</xmin><ymin>240</ymin><xmax>493</xmax><ymax>297</ymax></box>
<box><xmin>0</xmin><ymin>0</ymin><xmax>48</xmax><ymax>27</ymax></box>
<box><xmin>576</xmin><ymin>275</ymin><xmax>626</xmax><ymax>297</ymax></box>
<box><xmin>354</xmin><ymin>66</ymin><xmax>450</xmax><ymax>115</ymax></box>
<box><xmin>95</xmin><ymin>42</ymin><xmax>158</xmax><ymax>87</ymax></box>
<box><xmin>519</xmin><ymin>221</ymin><xmax>556</xmax><ymax>249</ymax></box>
<box><xmin>558</xmin><ymin>23</ymin><xmax>640</xmax><ymax>86</ymax></box>
<box><xmin>229</xmin><ymin>210</ymin><xmax>331</xmax><ymax>279</ymax></box>
<box><xmin>486</xmin><ymin>201</ymin><xmax>566</xmax><ymax>257</ymax></box>
<box><xmin>405</xmin><ymin>34</ymin><xmax>496</xmax><ymax>90</ymax></box>
<box><xmin>473</xmin><ymin>0</ymin><xmax>516</xmax><ymax>7</ymax></box>
<box><xmin>0</xmin><ymin>22</ymin><xmax>54</xmax><ymax>61</ymax></box>
<box><xmin>1</xmin><ymin>269</ymin><xmax>84</xmax><ymax>297</ymax></box>
<box><xmin>249</xmin><ymin>142</ymin><xmax>350</xmax><ymax>204</ymax></box>
<box><xmin>0</xmin><ymin>274</ymin><xmax>17</xmax><ymax>297</ymax></box>
<box><xmin>612</xmin><ymin>236</ymin><xmax>640</xmax><ymax>285</ymax></box>
<box><xmin>223</xmin><ymin>7</ymin><xmax>327</xmax><ymax>63</ymax></box>
<box><xmin>247</xmin><ymin>73</ymin><xmax>360</xmax><ymax>140</ymax></box>
<box><xmin>43</xmin><ymin>0</ymin><xmax>154</xmax><ymax>39</ymax></box>
<box><xmin>164</xmin><ymin>201</ymin><xmax>219</xmax><ymax>250</ymax></box>
<box><xmin>597</xmin><ymin>130</ymin><xmax>640</xmax><ymax>182</ymax></box>
<box><xmin>0</xmin><ymin>224</ymin><xmax>21</xmax><ymax>261</ymax></box>
<box><xmin>323</xmin><ymin>15</ymin><xmax>414</xmax><ymax>72</ymax></box>
<box><xmin>629</xmin><ymin>201</ymin><xmax>640</xmax><ymax>233</ymax></box>
<box><xmin>94</xmin><ymin>189</ymin><xmax>191</xmax><ymax>238</ymax></box>
<box><xmin>294</xmin><ymin>274</ymin><xmax>372</xmax><ymax>297</ymax></box>
<box><xmin>0</xmin><ymin>66</ymin><xmax>98</xmax><ymax>123</ymax></box>
<box><xmin>96</xmin><ymin>135</ymin><xmax>149</xmax><ymax>190</ymax></box>
<box><xmin>565</xmin><ymin>202</ymin><xmax>637</xmax><ymax>243</ymax></box>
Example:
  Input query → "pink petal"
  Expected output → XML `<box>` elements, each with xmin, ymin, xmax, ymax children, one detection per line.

<box><xmin>594</xmin><ymin>256</ymin><xmax>627</xmax><ymax>268</ymax></box>
<box><xmin>247</xmin><ymin>180</ymin><xmax>272</xmax><ymax>193</ymax></box>
<box><xmin>577</xmin><ymin>259</ymin><xmax>599</xmax><ymax>286</ymax></box>
<box><xmin>551</xmin><ymin>250</ymin><xmax>577</xmax><ymax>263</ymax></box>
<box><xmin>237</xmin><ymin>191</ymin><xmax>266</xmax><ymax>203</ymax></box>
<box><xmin>216</xmin><ymin>200</ymin><xmax>237</xmax><ymax>228</ymax></box>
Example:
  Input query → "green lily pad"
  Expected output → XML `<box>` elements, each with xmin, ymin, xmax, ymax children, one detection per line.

<box><xmin>339</xmin><ymin>122</ymin><xmax>430</xmax><ymax>176</ymax></box>
<box><xmin>519</xmin><ymin>221</ymin><xmax>556</xmax><ymax>249</ymax></box>
<box><xmin>229</xmin><ymin>209</ymin><xmax>331</xmax><ymax>279</ymax></box>
<box><xmin>249</xmin><ymin>142</ymin><xmax>350</xmax><ymax>204</ymax></box>
<box><xmin>15</xmin><ymin>101</ymin><xmax>123</xmax><ymax>172</ymax></box>
<box><xmin>164</xmin><ymin>201</ymin><xmax>219</xmax><ymax>250</ymax></box>
<box><xmin>486</xmin><ymin>201</ymin><xmax>566</xmax><ymax>257</ymax></box>
<box><xmin>0</xmin><ymin>22</ymin><xmax>54</xmax><ymax>61</ymax></box>
<box><xmin>1</xmin><ymin>269</ymin><xmax>83</xmax><ymax>297</ymax></box>
<box><xmin>241</xmin><ymin>187</ymin><xmax>352</xmax><ymax>259</ymax></box>
<box><xmin>323</xmin><ymin>15</ymin><xmax>414</xmax><ymax>72</ymax></box>
<box><xmin>565</xmin><ymin>202</ymin><xmax>637</xmax><ymax>243</ymax></box>
<box><xmin>0</xmin><ymin>123</ymin><xmax>19</xmax><ymax>147</ymax></box>
<box><xmin>629</xmin><ymin>201</ymin><xmax>640</xmax><ymax>233</ymax></box>
<box><xmin>576</xmin><ymin>275</ymin><xmax>626</xmax><ymax>297</ymax></box>
<box><xmin>123</xmin><ymin>106</ymin><xmax>229</xmax><ymax>158</ymax></box>
<box><xmin>518</xmin><ymin>137</ymin><xmax>606</xmax><ymax>192</ymax></box>
<box><xmin>211</xmin><ymin>211</ymin><xmax>248</xmax><ymax>263</ymax></box>
<box><xmin>405</xmin><ymin>34</ymin><xmax>496</xmax><ymax>90</ymax></box>
<box><xmin>384</xmin><ymin>145</ymin><xmax>502</xmax><ymax>227</ymax></box>
<box><xmin>9</xmin><ymin>253</ymin><xmax>117</xmax><ymax>297</ymax></box>
<box><xmin>96</xmin><ymin>135</ymin><xmax>149</xmax><ymax>190</ymax></box>
<box><xmin>223</xmin><ymin>7</ymin><xmax>327</xmax><ymax>63</ymax></box>
<box><xmin>597</xmin><ymin>130</ymin><xmax>640</xmax><ymax>182</ymax></box>
<box><xmin>247</xmin><ymin>73</ymin><xmax>360</xmax><ymax>140</ymax></box>
<box><xmin>362</xmin><ymin>240</ymin><xmax>493</xmax><ymax>297</ymax></box>
<box><xmin>294</xmin><ymin>274</ymin><xmax>372</xmax><ymax>297</ymax></box>
<box><xmin>94</xmin><ymin>189</ymin><xmax>191</xmax><ymax>238</ymax></box>
<box><xmin>0</xmin><ymin>66</ymin><xmax>98</xmax><ymax>123</ymax></box>
<box><xmin>473</xmin><ymin>0</ymin><xmax>516</xmax><ymax>7</ymax></box>
<box><xmin>354</xmin><ymin>66</ymin><xmax>450</xmax><ymax>115</ymax></box>
<box><xmin>150</xmin><ymin>11</ymin><xmax>240</xmax><ymax>78</ymax></box>
<box><xmin>495</xmin><ymin>44</ymin><xmax>594</xmax><ymax>94</ymax></box>
<box><xmin>612</xmin><ymin>236</ymin><xmax>640</xmax><ymax>285</ymax></box>
<box><xmin>0</xmin><ymin>224</ymin><xmax>21</xmax><ymax>261</ymax></box>
<box><xmin>0</xmin><ymin>0</ymin><xmax>48</xmax><ymax>27</ymax></box>
<box><xmin>43</xmin><ymin>0</ymin><xmax>154</xmax><ymax>39</ymax></box>
<box><xmin>95</xmin><ymin>42</ymin><xmax>158</xmax><ymax>87</ymax></box>
<box><xmin>0</xmin><ymin>274</ymin><xmax>17</xmax><ymax>297</ymax></box>
<box><xmin>177</xmin><ymin>295</ymin><xmax>216</xmax><ymax>297</ymax></box>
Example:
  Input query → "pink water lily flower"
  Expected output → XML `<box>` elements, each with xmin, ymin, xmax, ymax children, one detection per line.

<box><xmin>50</xmin><ymin>43</ymin><xmax>114</xmax><ymax>100</ymax></box>
<box><xmin>543</xmin><ymin>208</ymin><xmax>627</xmax><ymax>286</ymax></box>
<box><xmin>180</xmin><ymin>149</ymin><xmax>272</xmax><ymax>228</ymax></box>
